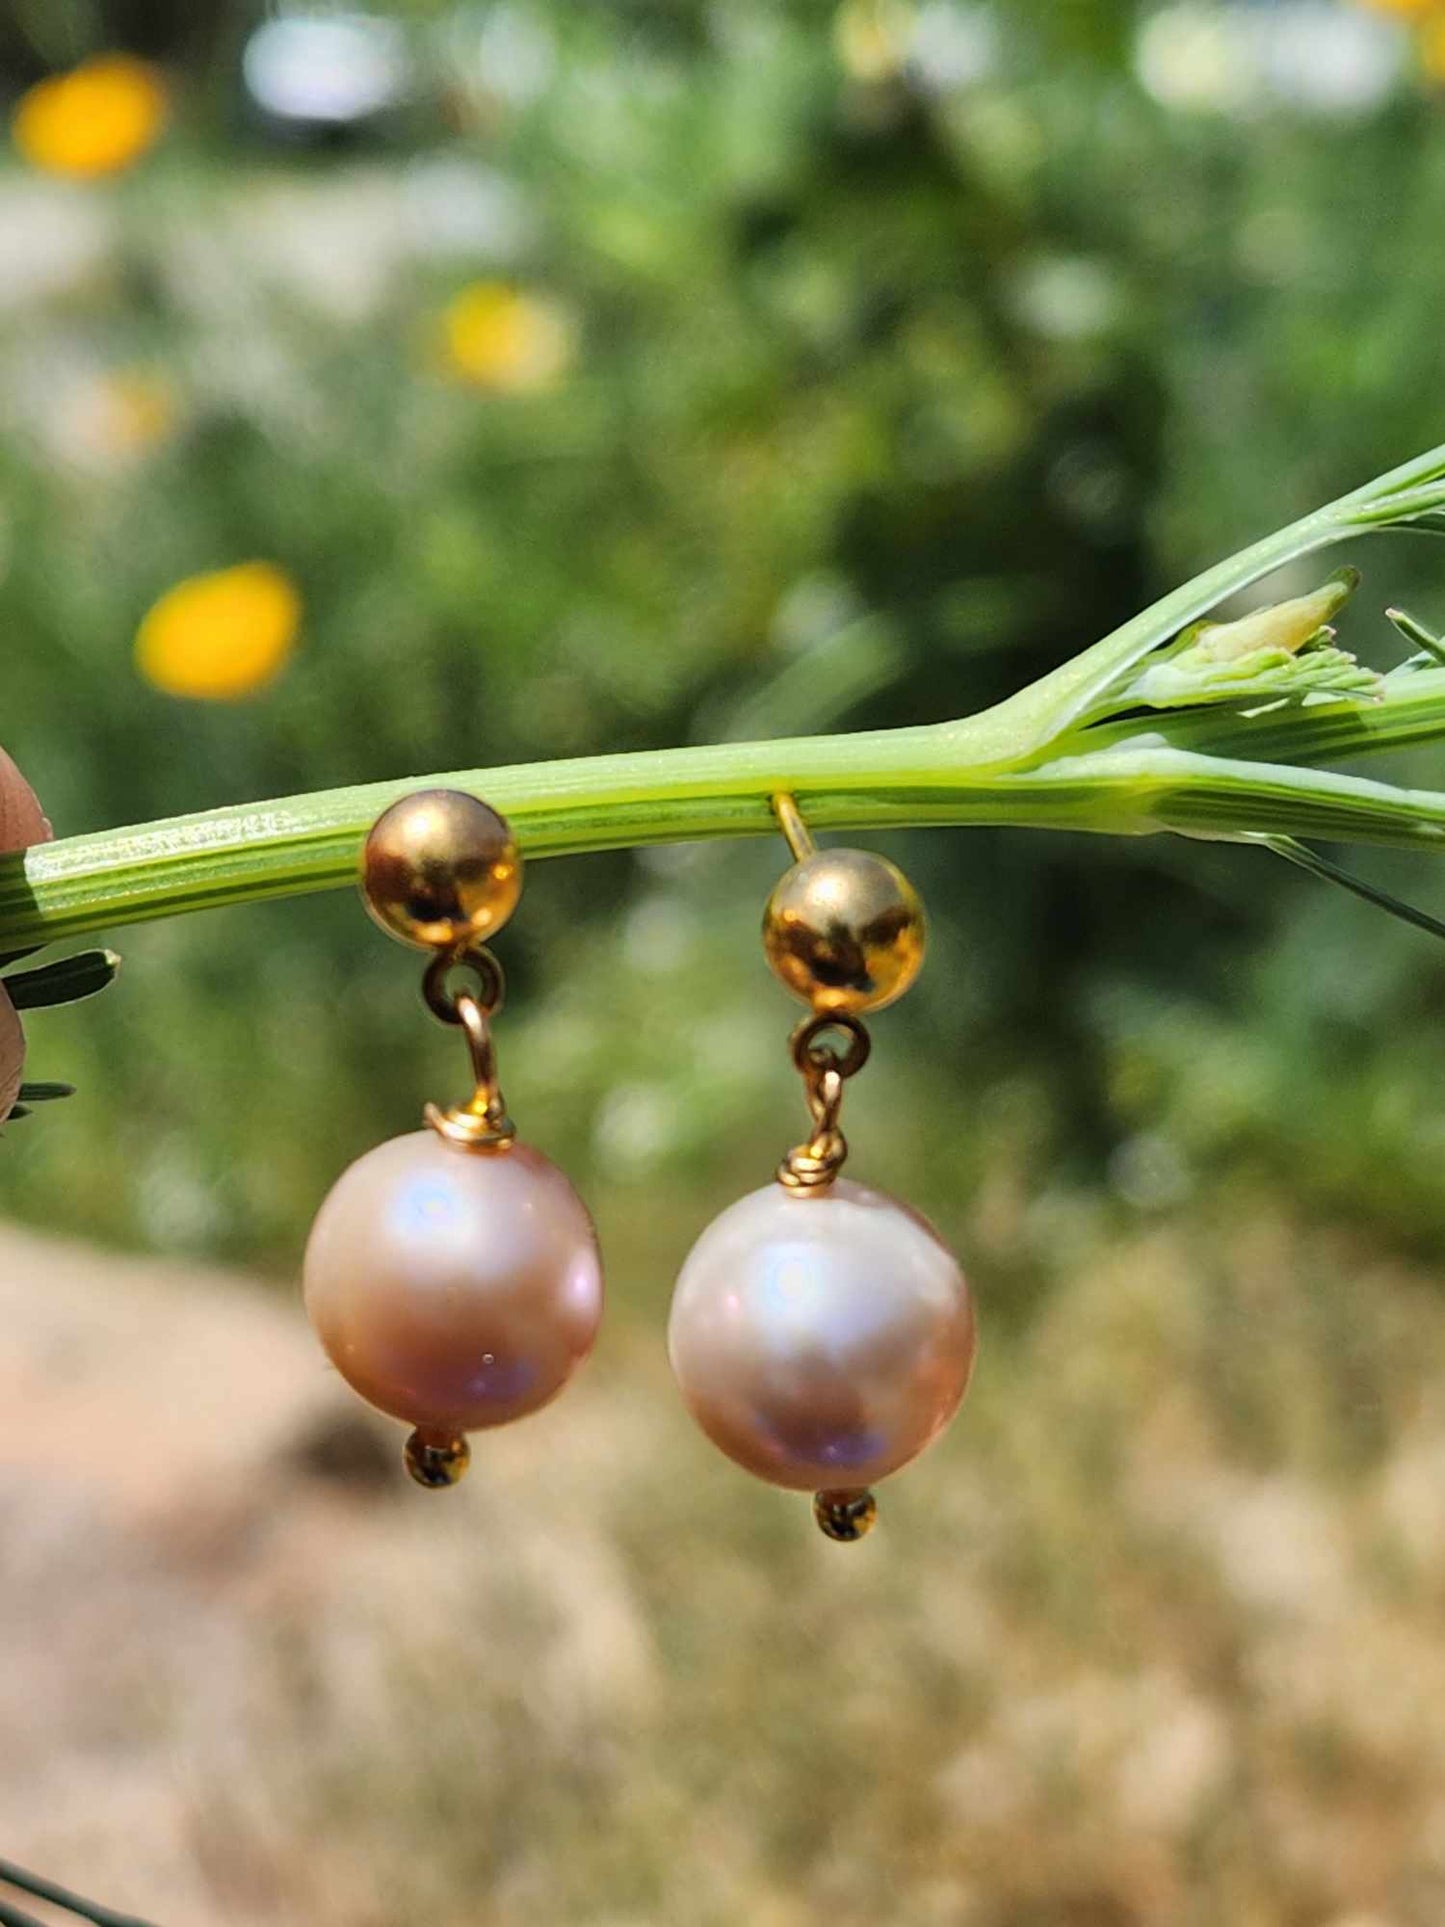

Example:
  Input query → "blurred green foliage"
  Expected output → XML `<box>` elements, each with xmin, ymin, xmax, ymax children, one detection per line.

<box><xmin>4</xmin><ymin>0</ymin><xmax>1445</xmax><ymax>1280</ymax></box>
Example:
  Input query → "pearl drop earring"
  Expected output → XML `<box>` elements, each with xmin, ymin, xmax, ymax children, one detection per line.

<box><xmin>668</xmin><ymin>795</ymin><xmax>976</xmax><ymax>1541</ymax></box>
<box><xmin>302</xmin><ymin>790</ymin><xmax>604</xmax><ymax>1487</ymax></box>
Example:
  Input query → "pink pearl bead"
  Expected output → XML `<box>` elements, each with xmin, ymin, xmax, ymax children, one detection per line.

<box><xmin>668</xmin><ymin>1178</ymin><xmax>975</xmax><ymax>1491</ymax></box>
<box><xmin>0</xmin><ymin>988</ymin><xmax>22</xmax><ymax>1121</ymax></box>
<box><xmin>303</xmin><ymin>1131</ymin><xmax>602</xmax><ymax>1434</ymax></box>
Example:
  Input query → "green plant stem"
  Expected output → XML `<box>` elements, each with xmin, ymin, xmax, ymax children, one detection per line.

<box><xmin>1123</xmin><ymin>668</ymin><xmax>1445</xmax><ymax>766</ymax></box>
<box><xmin>5</xmin><ymin>443</ymin><xmax>1445</xmax><ymax>953</ymax></box>
<box><xmin>8</xmin><ymin>734</ymin><xmax>1445</xmax><ymax>951</ymax></box>
<box><xmin>978</xmin><ymin>439</ymin><xmax>1445</xmax><ymax>754</ymax></box>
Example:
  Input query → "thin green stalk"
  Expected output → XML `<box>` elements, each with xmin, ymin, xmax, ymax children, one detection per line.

<box><xmin>971</xmin><ymin>438</ymin><xmax>1445</xmax><ymax>757</ymax></box>
<box><xmin>10</xmin><ymin>734</ymin><xmax>1445</xmax><ymax>950</ymax></box>
<box><xmin>1257</xmin><ymin>835</ymin><xmax>1445</xmax><ymax>942</ymax></box>
<box><xmin>6</xmin><ymin>443</ymin><xmax>1445</xmax><ymax>953</ymax></box>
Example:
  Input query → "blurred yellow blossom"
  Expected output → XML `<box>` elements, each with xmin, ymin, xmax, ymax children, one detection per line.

<box><xmin>12</xmin><ymin>55</ymin><xmax>167</xmax><ymax>180</ymax></box>
<box><xmin>135</xmin><ymin>564</ymin><xmax>301</xmax><ymax>701</ymax></box>
<box><xmin>439</xmin><ymin>283</ymin><xmax>575</xmax><ymax>394</ymax></box>
<box><xmin>834</xmin><ymin>0</ymin><xmax>915</xmax><ymax>82</ymax></box>
<box><xmin>1352</xmin><ymin>0</ymin><xmax>1445</xmax><ymax>82</ymax></box>
<box><xmin>1422</xmin><ymin>14</ymin><xmax>1445</xmax><ymax>75</ymax></box>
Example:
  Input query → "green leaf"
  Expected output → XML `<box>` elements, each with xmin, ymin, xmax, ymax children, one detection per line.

<box><xmin>1385</xmin><ymin>607</ymin><xmax>1445</xmax><ymax>666</ymax></box>
<box><xmin>3</xmin><ymin>949</ymin><xmax>120</xmax><ymax>1010</ymax></box>
<box><xmin>15</xmin><ymin>1080</ymin><xmax>75</xmax><ymax>1103</ymax></box>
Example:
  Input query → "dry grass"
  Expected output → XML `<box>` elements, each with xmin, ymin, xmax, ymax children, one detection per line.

<box><xmin>1</xmin><ymin>1197</ymin><xmax>1444</xmax><ymax>1926</ymax></box>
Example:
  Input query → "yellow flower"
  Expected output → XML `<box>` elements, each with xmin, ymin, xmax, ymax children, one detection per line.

<box><xmin>1422</xmin><ymin>12</ymin><xmax>1445</xmax><ymax>75</ymax></box>
<box><xmin>1351</xmin><ymin>0</ymin><xmax>1445</xmax><ymax>82</ymax></box>
<box><xmin>135</xmin><ymin>563</ymin><xmax>301</xmax><ymax>701</ymax></box>
<box><xmin>12</xmin><ymin>55</ymin><xmax>167</xmax><ymax>180</ymax></box>
<box><xmin>439</xmin><ymin>283</ymin><xmax>575</xmax><ymax>394</ymax></box>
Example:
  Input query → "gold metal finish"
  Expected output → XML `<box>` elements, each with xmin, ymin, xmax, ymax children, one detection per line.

<box><xmin>813</xmin><ymin>1488</ymin><xmax>878</xmax><ymax>1542</ymax></box>
<box><xmin>764</xmin><ymin>846</ymin><xmax>925</xmax><ymax>1015</ymax></box>
<box><xmin>360</xmin><ymin>787</ymin><xmax>524</xmax><ymax>1153</ymax></box>
<box><xmin>772</xmin><ymin>791</ymin><xmax>817</xmax><ymax>863</ymax></box>
<box><xmin>423</xmin><ymin>943</ymin><xmax>506</xmax><ymax>1026</ymax></box>
<box><xmin>422</xmin><ymin>947</ymin><xmax>515</xmax><ymax>1151</ymax></box>
<box><xmin>789</xmin><ymin>1010</ymin><xmax>872</xmax><ymax>1082</ymax></box>
<box><xmin>778</xmin><ymin>1012</ymin><xmax>871</xmax><ymax>1191</ymax></box>
<box><xmin>404</xmin><ymin>1428</ymin><xmax>472</xmax><ymax>1488</ymax></box>
<box><xmin>767</xmin><ymin>793</ymin><xmax>919</xmax><ymax>1186</ymax></box>
<box><xmin>362</xmin><ymin>789</ymin><xmax>521</xmax><ymax>951</ymax></box>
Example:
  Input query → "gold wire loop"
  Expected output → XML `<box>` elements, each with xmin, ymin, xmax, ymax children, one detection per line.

<box><xmin>772</xmin><ymin>791</ymin><xmax>818</xmax><ymax>864</ymax></box>
<box><xmin>423</xmin><ymin>943</ymin><xmax>506</xmax><ymax>1027</ymax></box>
<box><xmin>455</xmin><ymin>993</ymin><xmax>502</xmax><ymax>1099</ymax></box>
<box><xmin>778</xmin><ymin>1126</ymin><xmax>848</xmax><ymax>1192</ymax></box>
<box><xmin>780</xmin><ymin>1063</ymin><xmax>847</xmax><ymax>1190</ymax></box>
<box><xmin>779</xmin><ymin>1019</ymin><xmax>870</xmax><ymax>1192</ymax></box>
<box><xmin>422</xmin><ymin>953</ymin><xmax>515</xmax><ymax>1150</ymax></box>
<box><xmin>790</xmin><ymin>1011</ymin><xmax>872</xmax><ymax>1082</ymax></box>
<box><xmin>806</xmin><ymin>1064</ymin><xmax>845</xmax><ymax>1134</ymax></box>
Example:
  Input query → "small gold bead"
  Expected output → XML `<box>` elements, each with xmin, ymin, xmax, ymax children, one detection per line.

<box><xmin>362</xmin><ymin>790</ymin><xmax>521</xmax><ymax>952</ymax></box>
<box><xmin>404</xmin><ymin>1428</ymin><xmax>471</xmax><ymax>1489</ymax></box>
<box><xmin>763</xmin><ymin>848</ymin><xmax>924</xmax><ymax>1014</ymax></box>
<box><xmin>814</xmin><ymin>1488</ymin><xmax>878</xmax><ymax>1542</ymax></box>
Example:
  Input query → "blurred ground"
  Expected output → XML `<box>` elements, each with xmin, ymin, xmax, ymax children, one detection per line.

<box><xmin>4</xmin><ymin>1204</ymin><xmax>1445</xmax><ymax>1927</ymax></box>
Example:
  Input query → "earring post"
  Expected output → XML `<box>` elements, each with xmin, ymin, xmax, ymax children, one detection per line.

<box><xmin>771</xmin><ymin>793</ymin><xmax>817</xmax><ymax>864</ymax></box>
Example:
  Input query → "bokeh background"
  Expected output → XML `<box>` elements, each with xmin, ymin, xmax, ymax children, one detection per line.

<box><xmin>5</xmin><ymin>3</ymin><xmax>1445</xmax><ymax>1923</ymax></box>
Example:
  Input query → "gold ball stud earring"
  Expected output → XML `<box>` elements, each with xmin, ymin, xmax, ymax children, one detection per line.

<box><xmin>301</xmin><ymin>791</ymin><xmax>604</xmax><ymax>1487</ymax></box>
<box><xmin>668</xmin><ymin>794</ymin><xmax>976</xmax><ymax>1540</ymax></box>
<box><xmin>361</xmin><ymin>788</ymin><xmax>522</xmax><ymax>952</ymax></box>
<box><xmin>763</xmin><ymin>840</ymin><xmax>924</xmax><ymax>1016</ymax></box>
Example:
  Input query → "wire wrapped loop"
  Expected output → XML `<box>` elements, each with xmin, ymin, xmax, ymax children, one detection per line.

<box><xmin>423</xmin><ymin>943</ymin><xmax>506</xmax><ymax>1025</ymax></box>
<box><xmin>789</xmin><ymin>1011</ymin><xmax>871</xmax><ymax>1081</ymax></box>
<box><xmin>778</xmin><ymin>1014</ymin><xmax>871</xmax><ymax>1191</ymax></box>
<box><xmin>422</xmin><ymin>946</ymin><xmax>515</xmax><ymax>1150</ymax></box>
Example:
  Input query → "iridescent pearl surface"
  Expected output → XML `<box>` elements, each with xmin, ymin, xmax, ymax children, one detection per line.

<box><xmin>303</xmin><ymin>1131</ymin><xmax>602</xmax><ymax>1434</ymax></box>
<box><xmin>0</xmin><ymin>749</ymin><xmax>48</xmax><ymax>1120</ymax></box>
<box><xmin>0</xmin><ymin>988</ymin><xmax>22</xmax><ymax>1120</ymax></box>
<box><xmin>0</xmin><ymin>747</ymin><xmax>52</xmax><ymax>852</ymax></box>
<box><xmin>668</xmin><ymin>1178</ymin><xmax>975</xmax><ymax>1491</ymax></box>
